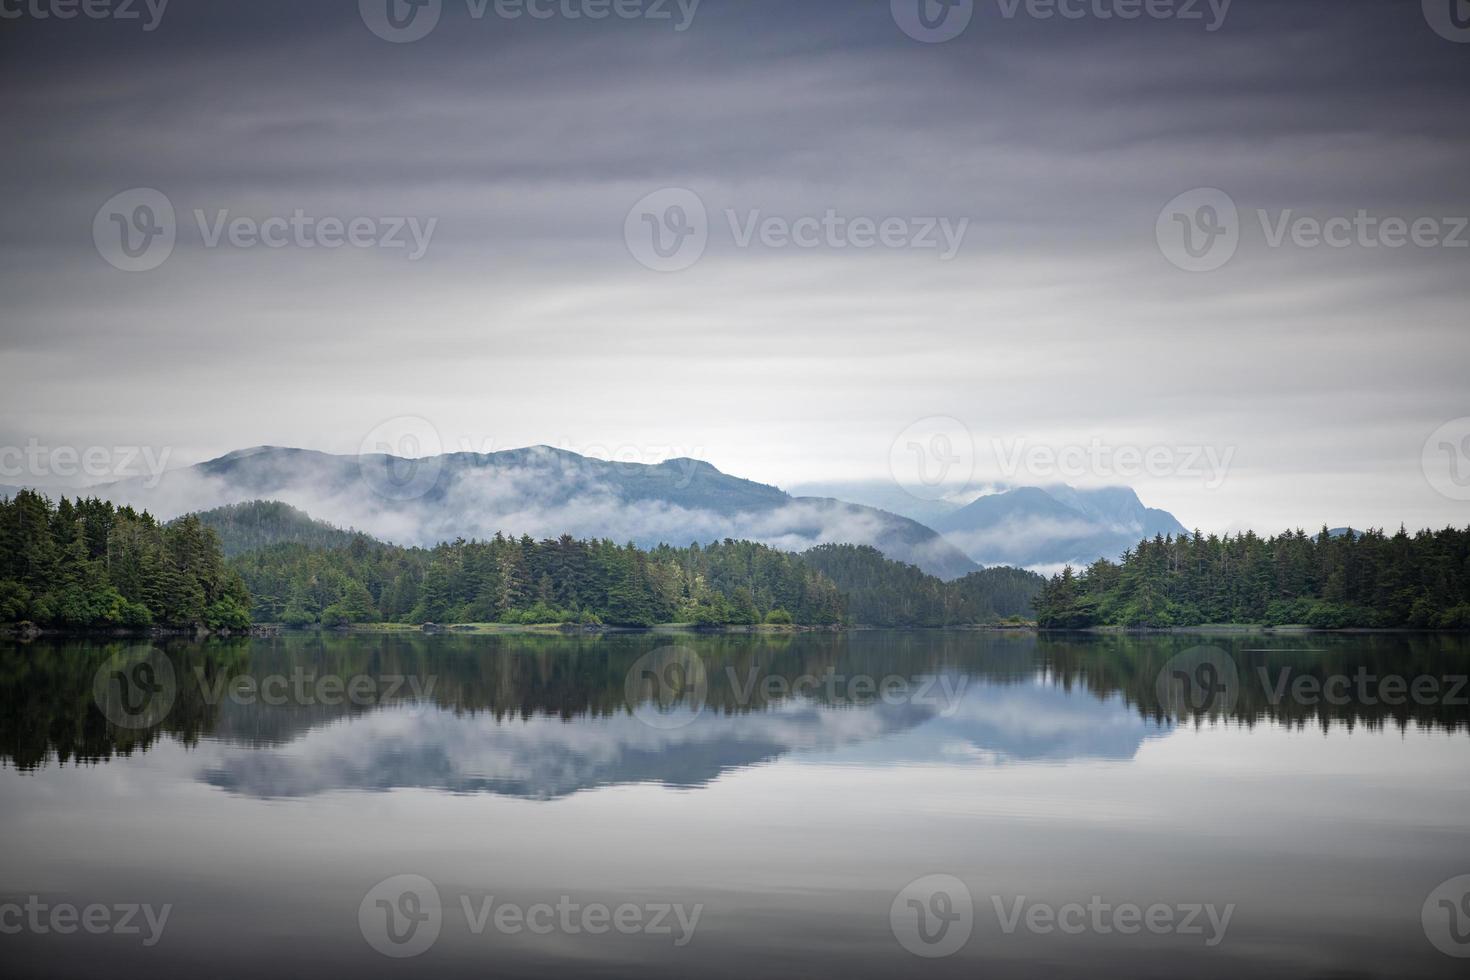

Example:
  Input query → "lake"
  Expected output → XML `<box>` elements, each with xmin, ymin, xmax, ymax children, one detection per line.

<box><xmin>2</xmin><ymin>631</ymin><xmax>1468</xmax><ymax>978</ymax></box>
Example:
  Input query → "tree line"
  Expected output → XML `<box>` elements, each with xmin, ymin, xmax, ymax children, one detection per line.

<box><xmin>230</xmin><ymin>529</ymin><xmax>849</xmax><ymax>628</ymax></box>
<box><xmin>1035</xmin><ymin>526</ymin><xmax>1470</xmax><ymax>629</ymax></box>
<box><xmin>0</xmin><ymin>491</ymin><xmax>251</xmax><ymax>630</ymax></box>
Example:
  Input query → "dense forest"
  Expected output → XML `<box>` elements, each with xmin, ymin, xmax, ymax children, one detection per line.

<box><xmin>1035</xmin><ymin>526</ymin><xmax>1470</xmax><ymax>629</ymax></box>
<box><xmin>230</xmin><ymin>531</ymin><xmax>848</xmax><ymax>628</ymax></box>
<box><xmin>0</xmin><ymin>491</ymin><xmax>251</xmax><ymax>630</ymax></box>
<box><xmin>213</xmin><ymin>502</ymin><xmax>1043</xmax><ymax>628</ymax></box>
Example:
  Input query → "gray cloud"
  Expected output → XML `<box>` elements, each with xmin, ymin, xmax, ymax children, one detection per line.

<box><xmin>2</xmin><ymin>0</ymin><xmax>1467</xmax><ymax>537</ymax></box>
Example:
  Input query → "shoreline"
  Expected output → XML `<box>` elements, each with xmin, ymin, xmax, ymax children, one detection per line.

<box><xmin>4</xmin><ymin>621</ymin><xmax>1466</xmax><ymax>640</ymax></box>
<box><xmin>0</xmin><ymin>623</ymin><xmax>277</xmax><ymax>641</ymax></box>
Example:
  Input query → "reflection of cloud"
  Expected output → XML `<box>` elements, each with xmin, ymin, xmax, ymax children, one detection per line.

<box><xmin>198</xmin><ymin>675</ymin><xmax>1171</xmax><ymax>800</ymax></box>
<box><xmin>201</xmin><ymin>698</ymin><xmax>932</xmax><ymax>800</ymax></box>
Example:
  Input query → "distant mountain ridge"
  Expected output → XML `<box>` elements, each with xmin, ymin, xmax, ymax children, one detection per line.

<box><xmin>933</xmin><ymin>485</ymin><xmax>1187</xmax><ymax>570</ymax></box>
<box><xmin>789</xmin><ymin>480</ymin><xmax>1189</xmax><ymax>571</ymax></box>
<box><xmin>98</xmin><ymin>445</ymin><xmax>980</xmax><ymax>579</ymax></box>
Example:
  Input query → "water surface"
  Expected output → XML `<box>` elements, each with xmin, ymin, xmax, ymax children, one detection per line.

<box><xmin>2</xmin><ymin>631</ymin><xmax>1467</xmax><ymax>978</ymax></box>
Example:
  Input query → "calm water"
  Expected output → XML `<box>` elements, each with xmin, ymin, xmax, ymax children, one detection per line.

<box><xmin>2</xmin><ymin>631</ymin><xmax>1468</xmax><ymax>978</ymax></box>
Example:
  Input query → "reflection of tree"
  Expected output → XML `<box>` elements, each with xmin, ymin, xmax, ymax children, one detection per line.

<box><xmin>1040</xmin><ymin>633</ymin><xmax>1470</xmax><ymax>733</ymax></box>
<box><xmin>2</xmin><ymin>631</ymin><xmax>1466</xmax><ymax>770</ymax></box>
<box><xmin>0</xmin><ymin>638</ymin><xmax>251</xmax><ymax>770</ymax></box>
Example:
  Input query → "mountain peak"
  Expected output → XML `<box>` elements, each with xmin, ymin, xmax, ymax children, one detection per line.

<box><xmin>207</xmin><ymin>445</ymin><xmax>291</xmax><ymax>463</ymax></box>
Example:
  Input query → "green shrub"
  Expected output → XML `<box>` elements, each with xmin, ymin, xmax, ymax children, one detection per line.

<box><xmin>0</xmin><ymin>581</ymin><xmax>32</xmax><ymax>622</ymax></box>
<box><xmin>1438</xmin><ymin>603</ymin><xmax>1470</xmax><ymax>630</ymax></box>
<box><xmin>500</xmin><ymin>601</ymin><xmax>572</xmax><ymax>625</ymax></box>
<box><xmin>205</xmin><ymin>597</ymin><xmax>252</xmax><ymax>631</ymax></box>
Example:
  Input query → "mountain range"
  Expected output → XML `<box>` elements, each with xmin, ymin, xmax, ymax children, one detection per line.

<box><xmin>10</xmin><ymin>446</ymin><xmax>1191</xmax><ymax>576</ymax></box>
<box><xmin>90</xmin><ymin>445</ymin><xmax>982</xmax><ymax>578</ymax></box>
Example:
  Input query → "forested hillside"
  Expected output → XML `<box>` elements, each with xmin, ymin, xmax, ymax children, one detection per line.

<box><xmin>0</xmin><ymin>494</ymin><xmax>1044</xmax><ymax>631</ymax></box>
<box><xmin>800</xmin><ymin>544</ymin><xmax>1042</xmax><ymax>626</ymax></box>
<box><xmin>0</xmin><ymin>491</ymin><xmax>250</xmax><ymax>629</ymax></box>
<box><xmin>1035</xmin><ymin>527</ymin><xmax>1470</xmax><ymax>629</ymax></box>
<box><xmin>219</xmin><ymin>505</ymin><xmax>1041</xmax><ymax>628</ymax></box>
<box><xmin>195</xmin><ymin>500</ymin><xmax>364</xmax><ymax>556</ymax></box>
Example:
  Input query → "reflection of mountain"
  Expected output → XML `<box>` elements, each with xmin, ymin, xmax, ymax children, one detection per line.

<box><xmin>199</xmin><ymin>676</ymin><xmax>1169</xmax><ymax>800</ymax></box>
<box><xmin>3</xmin><ymin>632</ymin><xmax>1466</xmax><ymax>787</ymax></box>
<box><xmin>898</xmin><ymin>683</ymin><xmax>1164</xmax><ymax>765</ymax></box>
<box><xmin>94</xmin><ymin>445</ymin><xmax>979</xmax><ymax>579</ymax></box>
<box><xmin>200</xmin><ymin>699</ymin><xmax>939</xmax><ymax>799</ymax></box>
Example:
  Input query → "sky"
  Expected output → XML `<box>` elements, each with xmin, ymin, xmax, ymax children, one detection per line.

<box><xmin>1</xmin><ymin>0</ymin><xmax>1468</xmax><ymax>536</ymax></box>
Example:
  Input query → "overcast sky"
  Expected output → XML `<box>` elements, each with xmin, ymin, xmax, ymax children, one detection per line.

<box><xmin>1</xmin><ymin>0</ymin><xmax>1467</xmax><ymax>534</ymax></box>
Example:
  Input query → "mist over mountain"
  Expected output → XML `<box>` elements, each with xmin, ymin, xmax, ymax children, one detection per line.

<box><xmin>96</xmin><ymin>446</ymin><xmax>979</xmax><ymax>579</ymax></box>
<box><xmin>790</xmin><ymin>481</ymin><xmax>1188</xmax><ymax>572</ymax></box>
